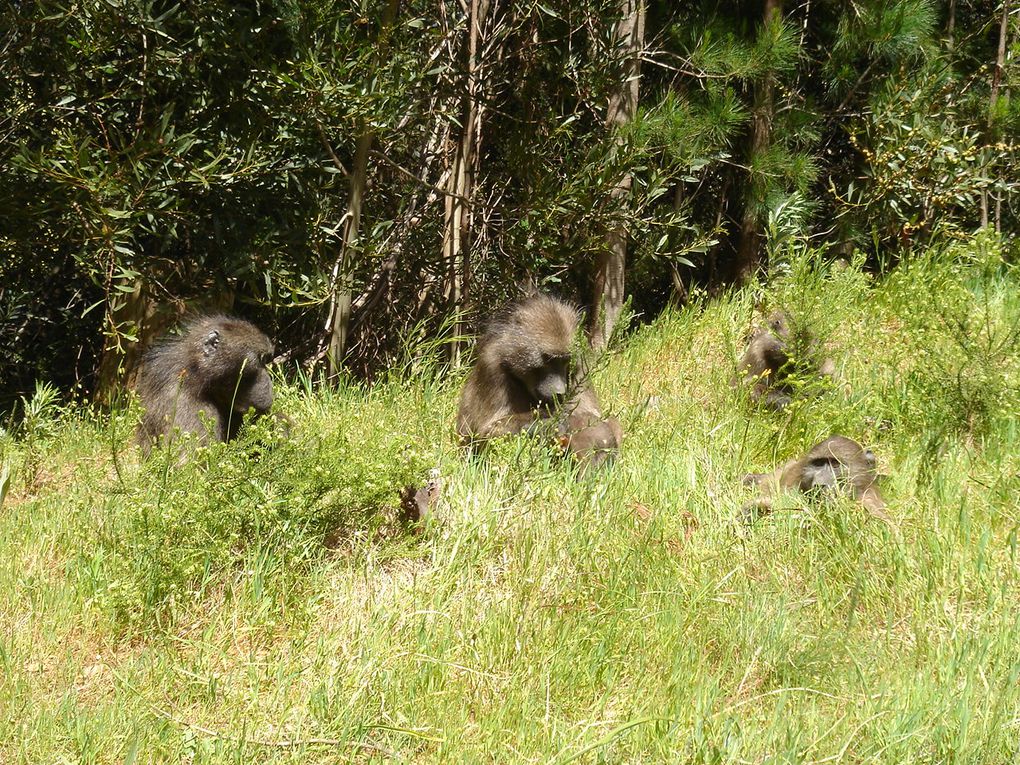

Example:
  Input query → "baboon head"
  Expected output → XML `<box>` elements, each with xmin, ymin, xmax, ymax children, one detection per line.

<box><xmin>736</xmin><ymin>309</ymin><xmax>836</xmax><ymax>410</ymax></box>
<box><xmin>189</xmin><ymin>317</ymin><xmax>275</xmax><ymax>415</ymax></box>
<box><xmin>136</xmin><ymin>315</ymin><xmax>277</xmax><ymax>454</ymax></box>
<box><xmin>483</xmin><ymin>294</ymin><xmax>579</xmax><ymax>408</ymax></box>
<box><xmin>742</xmin><ymin>310</ymin><xmax>791</xmax><ymax>372</ymax></box>
<box><xmin>797</xmin><ymin>436</ymin><xmax>877</xmax><ymax>495</ymax></box>
<box><xmin>757</xmin><ymin>311</ymin><xmax>792</xmax><ymax>367</ymax></box>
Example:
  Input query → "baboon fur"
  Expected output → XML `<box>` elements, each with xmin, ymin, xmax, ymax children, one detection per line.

<box><xmin>456</xmin><ymin>294</ymin><xmax>620</xmax><ymax>468</ymax></box>
<box><xmin>136</xmin><ymin>315</ymin><xmax>276</xmax><ymax>456</ymax></box>
<box><xmin>736</xmin><ymin>310</ymin><xmax>836</xmax><ymax>410</ymax></box>
<box><xmin>561</xmin><ymin>415</ymin><xmax>623</xmax><ymax>471</ymax></box>
<box><xmin>743</xmin><ymin>435</ymin><xmax>889</xmax><ymax>520</ymax></box>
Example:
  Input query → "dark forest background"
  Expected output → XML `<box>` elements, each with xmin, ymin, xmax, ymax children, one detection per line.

<box><xmin>1</xmin><ymin>0</ymin><xmax>1016</xmax><ymax>406</ymax></box>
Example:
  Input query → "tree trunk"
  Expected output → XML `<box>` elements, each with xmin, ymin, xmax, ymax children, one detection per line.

<box><xmin>324</xmin><ymin>129</ymin><xmax>371</xmax><ymax>376</ymax></box>
<box><xmin>443</xmin><ymin>0</ymin><xmax>489</xmax><ymax>362</ymax></box>
<box><xmin>988</xmin><ymin>0</ymin><xmax>1010</xmax><ymax>233</ymax></box>
<box><xmin>93</xmin><ymin>273</ymin><xmax>196</xmax><ymax>403</ymax></box>
<box><xmin>590</xmin><ymin>0</ymin><xmax>645</xmax><ymax>350</ymax></box>
<box><xmin>734</xmin><ymin>0</ymin><xmax>783</xmax><ymax>283</ymax></box>
<box><xmin>946</xmin><ymin>0</ymin><xmax>956</xmax><ymax>51</ymax></box>
<box><xmin>323</xmin><ymin>0</ymin><xmax>400</xmax><ymax>377</ymax></box>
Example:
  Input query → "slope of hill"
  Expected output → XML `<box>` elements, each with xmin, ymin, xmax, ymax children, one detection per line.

<box><xmin>1</xmin><ymin>241</ymin><xmax>1018</xmax><ymax>763</ymax></box>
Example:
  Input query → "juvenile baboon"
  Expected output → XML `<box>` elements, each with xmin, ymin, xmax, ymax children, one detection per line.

<box><xmin>456</xmin><ymin>294</ymin><xmax>620</xmax><ymax>469</ymax></box>
<box><xmin>736</xmin><ymin>310</ymin><xmax>835</xmax><ymax>410</ymax></box>
<box><xmin>399</xmin><ymin>468</ymin><xmax>442</xmax><ymax>526</ymax></box>
<box><xmin>136</xmin><ymin>315</ymin><xmax>276</xmax><ymax>456</ymax></box>
<box><xmin>743</xmin><ymin>435</ymin><xmax>889</xmax><ymax>520</ymax></box>
<box><xmin>560</xmin><ymin>414</ymin><xmax>623</xmax><ymax>471</ymax></box>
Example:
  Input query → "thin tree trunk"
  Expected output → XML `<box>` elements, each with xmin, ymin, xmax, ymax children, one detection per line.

<box><xmin>324</xmin><ymin>130</ymin><xmax>371</xmax><ymax>376</ymax></box>
<box><xmin>993</xmin><ymin>1</ymin><xmax>1011</xmax><ymax>116</ymax></box>
<box><xmin>590</xmin><ymin>0</ymin><xmax>645</xmax><ymax>350</ymax></box>
<box><xmin>988</xmin><ymin>0</ymin><xmax>1010</xmax><ymax>233</ymax></box>
<box><xmin>323</xmin><ymin>0</ymin><xmax>399</xmax><ymax>377</ymax></box>
<box><xmin>443</xmin><ymin>0</ymin><xmax>488</xmax><ymax>361</ymax></box>
<box><xmin>996</xmin><ymin>78</ymin><xmax>1009</xmax><ymax>231</ymax></box>
<box><xmin>670</xmin><ymin>183</ymin><xmax>687</xmax><ymax>305</ymax></box>
<box><xmin>947</xmin><ymin>0</ymin><xmax>956</xmax><ymax>51</ymax></box>
<box><xmin>94</xmin><ymin>273</ymin><xmax>190</xmax><ymax>403</ymax></box>
<box><xmin>734</xmin><ymin>0</ymin><xmax>783</xmax><ymax>283</ymax></box>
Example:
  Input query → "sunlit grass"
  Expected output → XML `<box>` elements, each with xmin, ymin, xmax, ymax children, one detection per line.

<box><xmin>1</xmin><ymin>239</ymin><xmax>1018</xmax><ymax>763</ymax></box>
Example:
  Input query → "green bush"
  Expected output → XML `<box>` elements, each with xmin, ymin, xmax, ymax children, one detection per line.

<box><xmin>79</xmin><ymin>375</ymin><xmax>446</xmax><ymax>631</ymax></box>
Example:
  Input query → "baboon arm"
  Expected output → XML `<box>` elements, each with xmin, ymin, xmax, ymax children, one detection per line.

<box><xmin>603</xmin><ymin>417</ymin><xmax>623</xmax><ymax>447</ymax></box>
<box><xmin>762</xmin><ymin>389</ymin><xmax>792</xmax><ymax>410</ymax></box>
<box><xmin>561</xmin><ymin>418</ymin><xmax>621</xmax><ymax>473</ymax></box>
<box><xmin>740</xmin><ymin>496</ymin><xmax>776</xmax><ymax>523</ymax></box>
<box><xmin>178</xmin><ymin>407</ymin><xmax>225</xmax><ymax>443</ymax></box>
<box><xmin>564</xmin><ymin>418</ymin><xmax>621</xmax><ymax>453</ymax></box>
<box><xmin>857</xmin><ymin>486</ymin><xmax>891</xmax><ymax>522</ymax></box>
<box><xmin>742</xmin><ymin>469</ymin><xmax>782</xmax><ymax>502</ymax></box>
<box><xmin>482</xmin><ymin>410</ymin><xmax>546</xmax><ymax>439</ymax></box>
<box><xmin>744</xmin><ymin>459</ymin><xmax>801</xmax><ymax>496</ymax></box>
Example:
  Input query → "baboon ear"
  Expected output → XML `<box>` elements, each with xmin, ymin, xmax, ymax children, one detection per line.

<box><xmin>202</xmin><ymin>330</ymin><xmax>221</xmax><ymax>356</ymax></box>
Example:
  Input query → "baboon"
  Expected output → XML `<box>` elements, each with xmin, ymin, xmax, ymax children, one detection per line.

<box><xmin>456</xmin><ymin>293</ymin><xmax>620</xmax><ymax>469</ymax></box>
<box><xmin>136</xmin><ymin>315</ymin><xmax>276</xmax><ymax>456</ymax></box>
<box><xmin>399</xmin><ymin>468</ymin><xmax>442</xmax><ymax>526</ymax></box>
<box><xmin>560</xmin><ymin>415</ymin><xmax>623</xmax><ymax>471</ymax></box>
<box><xmin>736</xmin><ymin>310</ymin><xmax>835</xmax><ymax>410</ymax></box>
<box><xmin>742</xmin><ymin>435</ymin><xmax>889</xmax><ymax>520</ymax></box>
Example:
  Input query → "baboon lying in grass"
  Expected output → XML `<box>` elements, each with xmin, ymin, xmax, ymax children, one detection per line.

<box><xmin>742</xmin><ymin>435</ymin><xmax>890</xmax><ymax>521</ymax></box>
<box><xmin>456</xmin><ymin>293</ymin><xmax>621</xmax><ymax>471</ymax></box>
<box><xmin>736</xmin><ymin>310</ymin><xmax>836</xmax><ymax>410</ymax></box>
<box><xmin>136</xmin><ymin>315</ymin><xmax>277</xmax><ymax>456</ymax></box>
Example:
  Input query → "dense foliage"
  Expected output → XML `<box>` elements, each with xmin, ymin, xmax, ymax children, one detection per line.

<box><xmin>1</xmin><ymin>0</ymin><xmax>1017</xmax><ymax>402</ymax></box>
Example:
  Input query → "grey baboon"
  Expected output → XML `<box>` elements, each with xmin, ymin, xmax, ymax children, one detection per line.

<box><xmin>136</xmin><ymin>315</ymin><xmax>276</xmax><ymax>456</ymax></box>
<box><xmin>743</xmin><ymin>435</ymin><xmax>889</xmax><ymax>520</ymax></box>
<box><xmin>456</xmin><ymin>294</ymin><xmax>620</xmax><ymax>469</ymax></box>
<box><xmin>736</xmin><ymin>310</ymin><xmax>836</xmax><ymax>410</ymax></box>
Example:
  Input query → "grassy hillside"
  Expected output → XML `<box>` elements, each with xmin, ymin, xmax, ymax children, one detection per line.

<box><xmin>2</xmin><ymin>240</ymin><xmax>1019</xmax><ymax>763</ymax></box>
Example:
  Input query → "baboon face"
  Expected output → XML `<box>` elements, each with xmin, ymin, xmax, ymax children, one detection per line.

<box><xmin>800</xmin><ymin>455</ymin><xmax>841</xmax><ymax>491</ymax></box>
<box><xmin>493</xmin><ymin>295</ymin><xmax>579</xmax><ymax>407</ymax></box>
<box><xmin>515</xmin><ymin>351</ymin><xmax>570</xmax><ymax>405</ymax></box>
<box><xmin>767</xmin><ymin>311</ymin><xmax>790</xmax><ymax>336</ymax></box>
<box><xmin>196</xmin><ymin>320</ymin><xmax>275</xmax><ymax>414</ymax></box>
<box><xmin>756</xmin><ymin>311</ymin><xmax>792</xmax><ymax>367</ymax></box>
<box><xmin>740</xmin><ymin>311</ymin><xmax>791</xmax><ymax>375</ymax></box>
<box><xmin>799</xmin><ymin>438</ymin><xmax>876</xmax><ymax>494</ymax></box>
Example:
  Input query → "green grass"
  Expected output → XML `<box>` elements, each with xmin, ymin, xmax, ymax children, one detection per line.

<box><xmin>1</xmin><ymin>237</ymin><xmax>1019</xmax><ymax>763</ymax></box>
